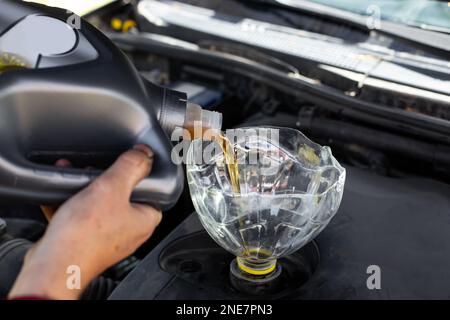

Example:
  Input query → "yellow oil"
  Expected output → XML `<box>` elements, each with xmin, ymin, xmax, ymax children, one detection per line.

<box><xmin>185</xmin><ymin>123</ymin><xmax>240</xmax><ymax>193</ymax></box>
<box><xmin>219</xmin><ymin>134</ymin><xmax>240</xmax><ymax>193</ymax></box>
<box><xmin>237</xmin><ymin>248</ymin><xmax>276</xmax><ymax>275</ymax></box>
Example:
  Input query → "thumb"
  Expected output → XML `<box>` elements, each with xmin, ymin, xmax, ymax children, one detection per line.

<box><xmin>100</xmin><ymin>144</ymin><xmax>154</xmax><ymax>195</ymax></box>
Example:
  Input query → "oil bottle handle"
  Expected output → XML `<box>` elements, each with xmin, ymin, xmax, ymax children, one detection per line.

<box><xmin>0</xmin><ymin>147</ymin><xmax>184</xmax><ymax>211</ymax></box>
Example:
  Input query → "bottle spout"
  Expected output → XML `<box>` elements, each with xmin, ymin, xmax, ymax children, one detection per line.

<box><xmin>143</xmin><ymin>77</ymin><xmax>222</xmax><ymax>137</ymax></box>
<box><xmin>184</xmin><ymin>102</ymin><xmax>223</xmax><ymax>138</ymax></box>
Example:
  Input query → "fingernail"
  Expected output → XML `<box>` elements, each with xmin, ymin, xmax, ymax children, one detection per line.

<box><xmin>55</xmin><ymin>159</ymin><xmax>72</xmax><ymax>168</ymax></box>
<box><xmin>133</xmin><ymin>144</ymin><xmax>154</xmax><ymax>158</ymax></box>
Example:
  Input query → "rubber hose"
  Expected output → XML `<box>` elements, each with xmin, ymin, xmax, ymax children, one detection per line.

<box><xmin>239</xmin><ymin>112</ymin><xmax>450</xmax><ymax>168</ymax></box>
<box><xmin>81</xmin><ymin>277</ymin><xmax>119</xmax><ymax>300</ymax></box>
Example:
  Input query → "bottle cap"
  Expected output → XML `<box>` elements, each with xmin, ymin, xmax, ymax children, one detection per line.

<box><xmin>184</xmin><ymin>103</ymin><xmax>223</xmax><ymax>137</ymax></box>
<box><xmin>201</xmin><ymin>108</ymin><xmax>222</xmax><ymax>132</ymax></box>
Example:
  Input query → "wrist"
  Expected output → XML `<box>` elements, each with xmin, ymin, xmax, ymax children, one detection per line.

<box><xmin>9</xmin><ymin>239</ymin><xmax>99</xmax><ymax>300</ymax></box>
<box><xmin>9</xmin><ymin>258</ymin><xmax>80</xmax><ymax>300</ymax></box>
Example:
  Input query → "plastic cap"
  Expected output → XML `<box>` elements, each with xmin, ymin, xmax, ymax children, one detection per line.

<box><xmin>201</xmin><ymin>108</ymin><xmax>222</xmax><ymax>132</ymax></box>
<box><xmin>184</xmin><ymin>103</ymin><xmax>223</xmax><ymax>133</ymax></box>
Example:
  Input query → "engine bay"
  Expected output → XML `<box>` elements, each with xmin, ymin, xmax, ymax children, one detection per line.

<box><xmin>0</xmin><ymin>0</ymin><xmax>449</xmax><ymax>300</ymax></box>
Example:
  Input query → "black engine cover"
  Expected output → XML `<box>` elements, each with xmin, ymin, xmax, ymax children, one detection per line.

<box><xmin>110</xmin><ymin>166</ymin><xmax>450</xmax><ymax>299</ymax></box>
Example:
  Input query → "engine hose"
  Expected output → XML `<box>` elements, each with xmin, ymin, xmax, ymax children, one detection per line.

<box><xmin>306</xmin><ymin>118</ymin><xmax>450</xmax><ymax>169</ymax></box>
<box><xmin>0</xmin><ymin>236</ymin><xmax>32</xmax><ymax>298</ymax></box>
<box><xmin>81</xmin><ymin>276</ymin><xmax>119</xmax><ymax>300</ymax></box>
<box><xmin>239</xmin><ymin>112</ymin><xmax>450</xmax><ymax>170</ymax></box>
<box><xmin>0</xmin><ymin>218</ymin><xmax>6</xmax><ymax>237</ymax></box>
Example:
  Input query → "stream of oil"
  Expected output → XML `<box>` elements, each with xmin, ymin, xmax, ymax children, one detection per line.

<box><xmin>219</xmin><ymin>134</ymin><xmax>241</xmax><ymax>193</ymax></box>
<box><xmin>186</xmin><ymin>124</ymin><xmax>241</xmax><ymax>193</ymax></box>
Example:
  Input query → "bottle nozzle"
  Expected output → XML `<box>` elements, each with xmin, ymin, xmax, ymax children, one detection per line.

<box><xmin>184</xmin><ymin>103</ymin><xmax>223</xmax><ymax>138</ymax></box>
<box><xmin>144</xmin><ymin>77</ymin><xmax>222</xmax><ymax>137</ymax></box>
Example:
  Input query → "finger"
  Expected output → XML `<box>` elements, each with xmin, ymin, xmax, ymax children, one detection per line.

<box><xmin>97</xmin><ymin>144</ymin><xmax>154</xmax><ymax>195</ymax></box>
<box><xmin>55</xmin><ymin>159</ymin><xmax>72</xmax><ymax>168</ymax></box>
<box><xmin>40</xmin><ymin>159</ymin><xmax>73</xmax><ymax>221</ymax></box>
<box><xmin>131</xmin><ymin>203</ymin><xmax>163</xmax><ymax>233</ymax></box>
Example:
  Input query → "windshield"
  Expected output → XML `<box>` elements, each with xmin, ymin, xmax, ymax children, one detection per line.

<box><xmin>281</xmin><ymin>0</ymin><xmax>450</xmax><ymax>32</ymax></box>
<box><xmin>25</xmin><ymin>0</ymin><xmax>450</xmax><ymax>32</ymax></box>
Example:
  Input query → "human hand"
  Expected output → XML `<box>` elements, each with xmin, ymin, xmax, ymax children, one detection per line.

<box><xmin>8</xmin><ymin>145</ymin><xmax>162</xmax><ymax>300</ymax></box>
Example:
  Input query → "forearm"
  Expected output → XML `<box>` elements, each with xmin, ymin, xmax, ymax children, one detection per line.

<box><xmin>8</xmin><ymin>236</ymin><xmax>99</xmax><ymax>300</ymax></box>
<box><xmin>9</xmin><ymin>259</ymin><xmax>81</xmax><ymax>300</ymax></box>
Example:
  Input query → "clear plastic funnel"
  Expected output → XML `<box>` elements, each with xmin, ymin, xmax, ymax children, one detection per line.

<box><xmin>187</xmin><ymin>127</ymin><xmax>345</xmax><ymax>280</ymax></box>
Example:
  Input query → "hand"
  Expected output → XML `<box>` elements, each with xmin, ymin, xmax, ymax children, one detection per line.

<box><xmin>8</xmin><ymin>145</ymin><xmax>162</xmax><ymax>300</ymax></box>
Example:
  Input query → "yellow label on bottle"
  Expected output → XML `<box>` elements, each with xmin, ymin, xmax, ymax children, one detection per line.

<box><xmin>0</xmin><ymin>53</ymin><xmax>29</xmax><ymax>74</ymax></box>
